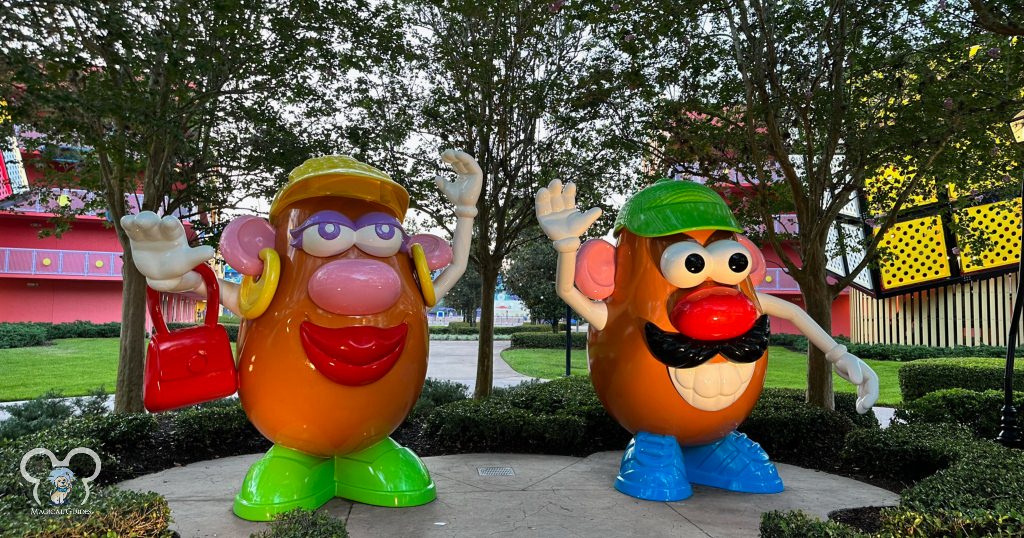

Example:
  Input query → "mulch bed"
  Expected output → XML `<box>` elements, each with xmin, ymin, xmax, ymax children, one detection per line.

<box><xmin>829</xmin><ymin>505</ymin><xmax>887</xmax><ymax>534</ymax></box>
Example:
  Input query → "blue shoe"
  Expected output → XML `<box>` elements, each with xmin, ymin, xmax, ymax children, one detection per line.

<box><xmin>681</xmin><ymin>431</ymin><xmax>783</xmax><ymax>493</ymax></box>
<box><xmin>614</xmin><ymin>431</ymin><xmax>692</xmax><ymax>501</ymax></box>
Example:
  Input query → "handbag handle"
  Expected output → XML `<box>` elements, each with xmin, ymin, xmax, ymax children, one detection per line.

<box><xmin>147</xmin><ymin>263</ymin><xmax>220</xmax><ymax>336</ymax></box>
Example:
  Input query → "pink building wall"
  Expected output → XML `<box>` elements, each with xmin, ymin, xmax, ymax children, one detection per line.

<box><xmin>0</xmin><ymin>278</ymin><xmax>124</xmax><ymax>323</ymax></box>
<box><xmin>757</xmin><ymin>242</ymin><xmax>851</xmax><ymax>338</ymax></box>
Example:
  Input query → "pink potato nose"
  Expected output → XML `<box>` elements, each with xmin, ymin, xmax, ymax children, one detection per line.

<box><xmin>307</xmin><ymin>259</ymin><xmax>402</xmax><ymax>315</ymax></box>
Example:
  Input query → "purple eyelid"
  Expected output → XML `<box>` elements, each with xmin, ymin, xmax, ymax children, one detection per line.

<box><xmin>289</xmin><ymin>210</ymin><xmax>355</xmax><ymax>249</ymax></box>
<box><xmin>355</xmin><ymin>211</ymin><xmax>407</xmax><ymax>245</ymax></box>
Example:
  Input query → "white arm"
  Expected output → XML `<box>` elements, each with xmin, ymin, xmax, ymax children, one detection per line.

<box><xmin>121</xmin><ymin>211</ymin><xmax>239</xmax><ymax>312</ymax></box>
<box><xmin>536</xmin><ymin>179</ymin><xmax>608</xmax><ymax>329</ymax></box>
<box><xmin>555</xmin><ymin>242</ymin><xmax>608</xmax><ymax>330</ymax></box>
<box><xmin>433</xmin><ymin>214</ymin><xmax>473</xmax><ymax>300</ymax></box>
<box><xmin>757</xmin><ymin>292</ymin><xmax>879</xmax><ymax>413</ymax></box>
<box><xmin>431</xmin><ymin>150</ymin><xmax>483</xmax><ymax>301</ymax></box>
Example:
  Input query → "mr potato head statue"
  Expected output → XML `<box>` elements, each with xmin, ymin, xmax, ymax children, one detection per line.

<box><xmin>535</xmin><ymin>178</ymin><xmax>880</xmax><ymax>502</ymax></box>
<box><xmin>122</xmin><ymin>151</ymin><xmax>483</xmax><ymax>521</ymax></box>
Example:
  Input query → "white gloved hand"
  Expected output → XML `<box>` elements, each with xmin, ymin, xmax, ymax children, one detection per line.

<box><xmin>120</xmin><ymin>211</ymin><xmax>214</xmax><ymax>293</ymax></box>
<box><xmin>436</xmin><ymin>150</ymin><xmax>483</xmax><ymax>218</ymax></box>
<box><xmin>535</xmin><ymin>179</ymin><xmax>603</xmax><ymax>252</ymax></box>
<box><xmin>826</xmin><ymin>345</ymin><xmax>880</xmax><ymax>414</ymax></box>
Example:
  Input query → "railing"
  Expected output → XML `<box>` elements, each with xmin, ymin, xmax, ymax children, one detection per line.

<box><xmin>0</xmin><ymin>247</ymin><xmax>123</xmax><ymax>278</ymax></box>
<box><xmin>755</xmin><ymin>267</ymin><xmax>801</xmax><ymax>292</ymax></box>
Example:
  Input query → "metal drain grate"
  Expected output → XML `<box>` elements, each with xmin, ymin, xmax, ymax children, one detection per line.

<box><xmin>477</xmin><ymin>466</ymin><xmax>515</xmax><ymax>477</ymax></box>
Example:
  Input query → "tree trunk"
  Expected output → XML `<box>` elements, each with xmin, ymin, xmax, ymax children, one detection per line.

<box><xmin>799</xmin><ymin>261</ymin><xmax>836</xmax><ymax>411</ymax></box>
<box><xmin>114</xmin><ymin>257</ymin><xmax>148</xmax><ymax>413</ymax></box>
<box><xmin>474</xmin><ymin>263</ymin><xmax>499</xmax><ymax>399</ymax></box>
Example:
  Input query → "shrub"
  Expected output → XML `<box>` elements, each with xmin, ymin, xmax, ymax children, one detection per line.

<box><xmin>899</xmin><ymin>440</ymin><xmax>1024</xmax><ymax>514</ymax></box>
<box><xmin>739</xmin><ymin>393</ymin><xmax>855</xmax><ymax>470</ymax></box>
<box><xmin>408</xmin><ymin>379</ymin><xmax>468</xmax><ymax>423</ymax></box>
<box><xmin>898</xmin><ymin>357</ymin><xmax>1024</xmax><ymax>401</ymax></box>
<box><xmin>757</xmin><ymin>388</ymin><xmax>879</xmax><ymax>429</ymax></box>
<box><xmin>45</xmin><ymin>320</ymin><xmax>122</xmax><ymax>339</ymax></box>
<box><xmin>498</xmin><ymin>377</ymin><xmax>630</xmax><ymax>451</ymax></box>
<box><xmin>840</xmin><ymin>423</ymin><xmax>975</xmax><ymax>484</ymax></box>
<box><xmin>253</xmin><ymin>509</ymin><xmax>349</xmax><ymax>538</ymax></box>
<box><xmin>422</xmin><ymin>398</ymin><xmax>587</xmax><ymax>454</ymax></box>
<box><xmin>172</xmin><ymin>401</ymin><xmax>270</xmax><ymax>461</ymax></box>
<box><xmin>896</xmin><ymin>388</ymin><xmax>1024</xmax><ymax>439</ymax></box>
<box><xmin>61</xmin><ymin>413</ymin><xmax>162</xmax><ymax>484</ymax></box>
<box><xmin>421</xmin><ymin>377</ymin><xmax>628</xmax><ymax>455</ymax></box>
<box><xmin>3</xmin><ymin>489</ymin><xmax>173</xmax><ymax>538</ymax></box>
<box><xmin>493</xmin><ymin>324</ymin><xmax>559</xmax><ymax>335</ymax></box>
<box><xmin>766</xmin><ymin>332</ymin><xmax>1022</xmax><ymax>363</ymax></box>
<box><xmin>760</xmin><ymin>510</ymin><xmax>863</xmax><ymax>538</ymax></box>
<box><xmin>0</xmin><ymin>322</ymin><xmax>49</xmax><ymax>348</ymax></box>
<box><xmin>880</xmin><ymin>507</ymin><xmax>1024</xmax><ymax>537</ymax></box>
<box><xmin>510</xmin><ymin>331</ymin><xmax>586</xmax><ymax>349</ymax></box>
<box><xmin>0</xmin><ymin>391</ymin><xmax>76</xmax><ymax>441</ymax></box>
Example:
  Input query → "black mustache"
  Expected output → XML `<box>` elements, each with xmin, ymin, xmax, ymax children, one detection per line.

<box><xmin>644</xmin><ymin>315</ymin><xmax>770</xmax><ymax>369</ymax></box>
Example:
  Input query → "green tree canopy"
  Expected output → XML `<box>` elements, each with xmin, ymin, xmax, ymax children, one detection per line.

<box><xmin>0</xmin><ymin>0</ymin><xmax>402</xmax><ymax>411</ymax></box>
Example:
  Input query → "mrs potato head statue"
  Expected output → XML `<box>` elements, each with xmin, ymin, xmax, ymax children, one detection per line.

<box><xmin>535</xmin><ymin>178</ymin><xmax>880</xmax><ymax>501</ymax></box>
<box><xmin>121</xmin><ymin>151</ymin><xmax>483</xmax><ymax>521</ymax></box>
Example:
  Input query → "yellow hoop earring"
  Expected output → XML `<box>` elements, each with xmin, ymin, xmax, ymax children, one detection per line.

<box><xmin>239</xmin><ymin>248</ymin><xmax>280</xmax><ymax>319</ymax></box>
<box><xmin>411</xmin><ymin>243</ymin><xmax>437</xmax><ymax>307</ymax></box>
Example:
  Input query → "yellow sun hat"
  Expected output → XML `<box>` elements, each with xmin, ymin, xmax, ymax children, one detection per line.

<box><xmin>269</xmin><ymin>155</ymin><xmax>410</xmax><ymax>220</ymax></box>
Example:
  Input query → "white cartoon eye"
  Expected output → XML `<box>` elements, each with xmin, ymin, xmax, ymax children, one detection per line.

<box><xmin>660</xmin><ymin>241</ymin><xmax>712</xmax><ymax>289</ymax></box>
<box><xmin>300</xmin><ymin>223</ymin><xmax>355</xmax><ymax>258</ymax></box>
<box><xmin>706</xmin><ymin>239</ymin><xmax>752</xmax><ymax>285</ymax></box>
<box><xmin>355</xmin><ymin>223</ymin><xmax>404</xmax><ymax>258</ymax></box>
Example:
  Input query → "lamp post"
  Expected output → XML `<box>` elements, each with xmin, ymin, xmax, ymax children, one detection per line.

<box><xmin>996</xmin><ymin>109</ymin><xmax>1024</xmax><ymax>448</ymax></box>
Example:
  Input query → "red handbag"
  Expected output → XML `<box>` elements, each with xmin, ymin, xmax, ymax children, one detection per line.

<box><xmin>143</xmin><ymin>263</ymin><xmax>238</xmax><ymax>412</ymax></box>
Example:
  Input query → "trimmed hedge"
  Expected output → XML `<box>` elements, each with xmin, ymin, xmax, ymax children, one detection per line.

<box><xmin>739</xmin><ymin>391</ymin><xmax>857</xmax><ymax>470</ymax></box>
<box><xmin>407</xmin><ymin>379</ymin><xmax>469</xmax><ymax>423</ymax></box>
<box><xmin>896</xmin><ymin>388</ymin><xmax>1024</xmax><ymax>439</ymax></box>
<box><xmin>0</xmin><ymin>322</ymin><xmax>50</xmax><ymax>348</ymax></box>
<box><xmin>172</xmin><ymin>401</ymin><xmax>271</xmax><ymax>461</ymax></box>
<box><xmin>510</xmin><ymin>331</ymin><xmax>587</xmax><ymax>349</ymax></box>
<box><xmin>770</xmin><ymin>332</ymin><xmax>1024</xmax><ymax>362</ymax></box>
<box><xmin>421</xmin><ymin>377</ymin><xmax>628</xmax><ymax>455</ymax></box>
<box><xmin>3</xmin><ymin>489</ymin><xmax>173</xmax><ymax>538</ymax></box>
<box><xmin>898</xmin><ymin>357</ymin><xmax>1024</xmax><ymax>401</ymax></box>
<box><xmin>755</xmin><ymin>388</ymin><xmax>879</xmax><ymax>429</ymax></box>
<box><xmin>841</xmin><ymin>423</ymin><xmax>975</xmax><ymax>485</ymax></box>
<box><xmin>760</xmin><ymin>510</ymin><xmax>863</xmax><ymax>537</ymax></box>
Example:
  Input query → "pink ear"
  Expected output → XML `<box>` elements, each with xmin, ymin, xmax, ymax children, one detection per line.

<box><xmin>221</xmin><ymin>216</ymin><xmax>276</xmax><ymax>276</ymax></box>
<box><xmin>409</xmin><ymin>234</ymin><xmax>453</xmax><ymax>270</ymax></box>
<box><xmin>575</xmin><ymin>239</ymin><xmax>616</xmax><ymax>300</ymax></box>
<box><xmin>736</xmin><ymin>235</ymin><xmax>766</xmax><ymax>286</ymax></box>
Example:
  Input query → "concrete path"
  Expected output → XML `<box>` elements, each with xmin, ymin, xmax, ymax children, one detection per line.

<box><xmin>0</xmin><ymin>340</ymin><xmax>533</xmax><ymax>420</ymax></box>
<box><xmin>118</xmin><ymin>451</ymin><xmax>899</xmax><ymax>538</ymax></box>
<box><xmin>426</xmin><ymin>339</ymin><xmax>535</xmax><ymax>393</ymax></box>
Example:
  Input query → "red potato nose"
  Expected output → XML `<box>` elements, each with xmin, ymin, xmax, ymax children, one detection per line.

<box><xmin>308</xmin><ymin>259</ymin><xmax>402</xmax><ymax>315</ymax></box>
<box><xmin>670</xmin><ymin>289</ymin><xmax>758</xmax><ymax>341</ymax></box>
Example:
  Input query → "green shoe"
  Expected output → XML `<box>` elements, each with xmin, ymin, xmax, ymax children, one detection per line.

<box><xmin>233</xmin><ymin>445</ymin><xmax>335</xmax><ymax>521</ymax></box>
<box><xmin>334</xmin><ymin>437</ymin><xmax>436</xmax><ymax>507</ymax></box>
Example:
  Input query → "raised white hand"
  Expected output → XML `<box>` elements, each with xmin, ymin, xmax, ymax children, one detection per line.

<box><xmin>436</xmin><ymin>150</ymin><xmax>483</xmax><ymax>217</ymax></box>
<box><xmin>828</xmin><ymin>347</ymin><xmax>880</xmax><ymax>414</ymax></box>
<box><xmin>535</xmin><ymin>179</ymin><xmax>602</xmax><ymax>249</ymax></box>
<box><xmin>120</xmin><ymin>211</ymin><xmax>214</xmax><ymax>293</ymax></box>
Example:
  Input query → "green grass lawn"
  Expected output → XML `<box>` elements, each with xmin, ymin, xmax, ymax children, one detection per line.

<box><xmin>501</xmin><ymin>345</ymin><xmax>904</xmax><ymax>406</ymax></box>
<box><xmin>0</xmin><ymin>338</ymin><xmax>120</xmax><ymax>401</ymax></box>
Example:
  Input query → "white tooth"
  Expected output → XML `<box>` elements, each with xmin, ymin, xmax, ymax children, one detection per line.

<box><xmin>674</xmin><ymin>366</ymin><xmax>695</xmax><ymax>389</ymax></box>
<box><xmin>693</xmin><ymin>363</ymin><xmax>720</xmax><ymax>398</ymax></box>
<box><xmin>720</xmin><ymin>363</ymin><xmax>742</xmax><ymax>396</ymax></box>
<box><xmin>668</xmin><ymin>360</ymin><xmax>760</xmax><ymax>413</ymax></box>
<box><xmin>738</xmin><ymin>361</ymin><xmax>756</xmax><ymax>383</ymax></box>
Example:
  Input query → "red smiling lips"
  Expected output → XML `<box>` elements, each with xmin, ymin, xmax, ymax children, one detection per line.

<box><xmin>299</xmin><ymin>322</ymin><xmax>408</xmax><ymax>386</ymax></box>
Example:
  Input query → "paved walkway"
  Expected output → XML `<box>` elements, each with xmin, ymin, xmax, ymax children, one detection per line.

<box><xmin>118</xmin><ymin>451</ymin><xmax>899</xmax><ymax>537</ymax></box>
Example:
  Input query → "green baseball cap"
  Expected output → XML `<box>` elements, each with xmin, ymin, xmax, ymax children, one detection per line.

<box><xmin>613</xmin><ymin>179</ymin><xmax>741</xmax><ymax>237</ymax></box>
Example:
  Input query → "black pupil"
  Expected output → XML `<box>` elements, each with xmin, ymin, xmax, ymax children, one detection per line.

<box><xmin>684</xmin><ymin>253</ymin><xmax>705</xmax><ymax>274</ymax></box>
<box><xmin>729</xmin><ymin>252</ymin><xmax>749</xmax><ymax>272</ymax></box>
